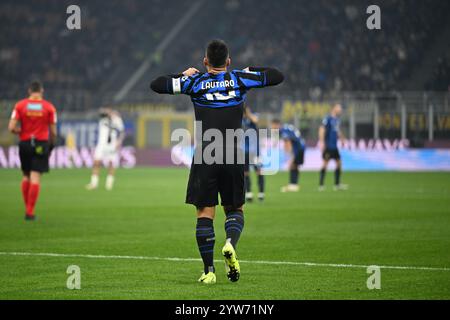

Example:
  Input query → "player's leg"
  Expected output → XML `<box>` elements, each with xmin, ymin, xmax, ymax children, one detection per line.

<box><xmin>244</xmin><ymin>153</ymin><xmax>253</xmax><ymax>202</ymax></box>
<box><xmin>244</xmin><ymin>173</ymin><xmax>252</xmax><ymax>201</ymax></box>
<box><xmin>196</xmin><ymin>206</ymin><xmax>217</xmax><ymax>284</ymax></box>
<box><xmin>319</xmin><ymin>154</ymin><xmax>329</xmax><ymax>191</ymax></box>
<box><xmin>223</xmin><ymin>205</ymin><xmax>245</xmax><ymax>249</ymax></box>
<box><xmin>319</xmin><ymin>161</ymin><xmax>328</xmax><ymax>190</ymax></box>
<box><xmin>86</xmin><ymin>160</ymin><xmax>101</xmax><ymax>190</ymax></box>
<box><xmin>219</xmin><ymin>164</ymin><xmax>244</xmax><ymax>282</ymax></box>
<box><xmin>105</xmin><ymin>161</ymin><xmax>116</xmax><ymax>190</ymax></box>
<box><xmin>222</xmin><ymin>205</ymin><xmax>243</xmax><ymax>282</ymax></box>
<box><xmin>18</xmin><ymin>141</ymin><xmax>32</xmax><ymax>214</ymax></box>
<box><xmin>335</xmin><ymin>158</ymin><xmax>342</xmax><ymax>186</ymax></box>
<box><xmin>255</xmin><ymin>166</ymin><xmax>265</xmax><ymax>201</ymax></box>
<box><xmin>186</xmin><ymin>164</ymin><xmax>219</xmax><ymax>284</ymax></box>
<box><xmin>21</xmin><ymin>171</ymin><xmax>30</xmax><ymax>210</ymax></box>
<box><xmin>26</xmin><ymin>171</ymin><xmax>41</xmax><ymax>219</ymax></box>
<box><xmin>281</xmin><ymin>150</ymin><xmax>301</xmax><ymax>192</ymax></box>
<box><xmin>333</xmin><ymin>154</ymin><xmax>348</xmax><ymax>190</ymax></box>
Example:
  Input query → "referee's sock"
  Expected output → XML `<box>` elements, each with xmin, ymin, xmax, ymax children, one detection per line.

<box><xmin>335</xmin><ymin>168</ymin><xmax>341</xmax><ymax>186</ymax></box>
<box><xmin>196</xmin><ymin>217</ymin><xmax>215</xmax><ymax>274</ymax></box>
<box><xmin>21</xmin><ymin>179</ymin><xmax>30</xmax><ymax>207</ymax></box>
<box><xmin>225</xmin><ymin>211</ymin><xmax>244</xmax><ymax>249</ymax></box>
<box><xmin>27</xmin><ymin>183</ymin><xmax>40</xmax><ymax>216</ymax></box>
<box><xmin>319</xmin><ymin>168</ymin><xmax>326</xmax><ymax>186</ymax></box>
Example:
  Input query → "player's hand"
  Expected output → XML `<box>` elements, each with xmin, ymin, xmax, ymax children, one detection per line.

<box><xmin>319</xmin><ymin>141</ymin><xmax>325</xmax><ymax>152</ymax></box>
<box><xmin>182</xmin><ymin>68</ymin><xmax>199</xmax><ymax>77</ymax></box>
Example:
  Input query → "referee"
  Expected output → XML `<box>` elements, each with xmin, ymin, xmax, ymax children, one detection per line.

<box><xmin>8</xmin><ymin>81</ymin><xmax>57</xmax><ymax>220</ymax></box>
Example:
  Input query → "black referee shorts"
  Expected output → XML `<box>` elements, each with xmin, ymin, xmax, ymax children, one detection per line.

<box><xmin>322</xmin><ymin>148</ymin><xmax>341</xmax><ymax>161</ymax></box>
<box><xmin>186</xmin><ymin>163</ymin><xmax>245</xmax><ymax>208</ymax></box>
<box><xmin>19</xmin><ymin>140</ymin><xmax>51</xmax><ymax>173</ymax></box>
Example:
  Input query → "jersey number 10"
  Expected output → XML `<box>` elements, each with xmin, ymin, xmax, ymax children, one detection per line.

<box><xmin>205</xmin><ymin>91</ymin><xmax>236</xmax><ymax>101</ymax></box>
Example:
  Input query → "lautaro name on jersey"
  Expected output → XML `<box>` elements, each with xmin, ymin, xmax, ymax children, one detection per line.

<box><xmin>150</xmin><ymin>67</ymin><xmax>284</xmax><ymax>164</ymax></box>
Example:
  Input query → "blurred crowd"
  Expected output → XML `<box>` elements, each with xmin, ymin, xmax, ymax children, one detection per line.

<box><xmin>0</xmin><ymin>0</ymin><xmax>449</xmax><ymax>106</ymax></box>
<box><xmin>0</xmin><ymin>0</ymin><xmax>187</xmax><ymax>99</ymax></box>
<box><xmin>426</xmin><ymin>56</ymin><xmax>450</xmax><ymax>91</ymax></box>
<box><xmin>210</xmin><ymin>0</ymin><xmax>450</xmax><ymax>95</ymax></box>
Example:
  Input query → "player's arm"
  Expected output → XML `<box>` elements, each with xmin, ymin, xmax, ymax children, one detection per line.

<box><xmin>49</xmin><ymin>105</ymin><xmax>58</xmax><ymax>148</ymax></box>
<box><xmin>116</xmin><ymin>118</ymin><xmax>126</xmax><ymax>149</ymax></box>
<box><xmin>318</xmin><ymin>125</ymin><xmax>325</xmax><ymax>151</ymax></box>
<box><xmin>241</xmin><ymin>66</ymin><xmax>284</xmax><ymax>87</ymax></box>
<box><xmin>8</xmin><ymin>105</ymin><xmax>21</xmax><ymax>135</ymax></box>
<box><xmin>150</xmin><ymin>68</ymin><xmax>199</xmax><ymax>94</ymax></box>
<box><xmin>49</xmin><ymin>124</ymin><xmax>57</xmax><ymax>145</ymax></box>
<box><xmin>8</xmin><ymin>119</ymin><xmax>20</xmax><ymax>135</ymax></box>
<box><xmin>283</xmin><ymin>138</ymin><xmax>293</xmax><ymax>152</ymax></box>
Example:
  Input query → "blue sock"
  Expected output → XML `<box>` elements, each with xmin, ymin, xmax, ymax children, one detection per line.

<box><xmin>224</xmin><ymin>211</ymin><xmax>244</xmax><ymax>248</ymax></box>
<box><xmin>335</xmin><ymin>168</ymin><xmax>341</xmax><ymax>185</ymax></box>
<box><xmin>289</xmin><ymin>168</ymin><xmax>299</xmax><ymax>184</ymax></box>
<box><xmin>258</xmin><ymin>174</ymin><xmax>265</xmax><ymax>193</ymax></box>
<box><xmin>196</xmin><ymin>217</ymin><xmax>215</xmax><ymax>274</ymax></box>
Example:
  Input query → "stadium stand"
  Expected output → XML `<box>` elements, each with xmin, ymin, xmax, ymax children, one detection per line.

<box><xmin>1</xmin><ymin>0</ymin><xmax>449</xmax><ymax>111</ymax></box>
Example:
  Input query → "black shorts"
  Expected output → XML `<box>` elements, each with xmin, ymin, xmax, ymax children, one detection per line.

<box><xmin>294</xmin><ymin>148</ymin><xmax>305</xmax><ymax>166</ymax></box>
<box><xmin>322</xmin><ymin>148</ymin><xmax>341</xmax><ymax>161</ymax></box>
<box><xmin>186</xmin><ymin>163</ymin><xmax>245</xmax><ymax>208</ymax></box>
<box><xmin>19</xmin><ymin>140</ymin><xmax>51</xmax><ymax>173</ymax></box>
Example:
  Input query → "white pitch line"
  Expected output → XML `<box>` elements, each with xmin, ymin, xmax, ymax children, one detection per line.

<box><xmin>0</xmin><ymin>251</ymin><xmax>449</xmax><ymax>272</ymax></box>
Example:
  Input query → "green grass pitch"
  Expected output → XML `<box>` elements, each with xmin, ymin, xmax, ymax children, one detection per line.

<box><xmin>0</xmin><ymin>168</ymin><xmax>449</xmax><ymax>299</ymax></box>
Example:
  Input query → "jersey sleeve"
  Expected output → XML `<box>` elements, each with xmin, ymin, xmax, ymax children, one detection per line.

<box><xmin>150</xmin><ymin>74</ymin><xmax>197</xmax><ymax>95</ymax></box>
<box><xmin>235</xmin><ymin>70</ymin><xmax>266</xmax><ymax>89</ymax></box>
<box><xmin>280</xmin><ymin>129</ymin><xmax>291</xmax><ymax>140</ymax></box>
<box><xmin>235</xmin><ymin>67</ymin><xmax>284</xmax><ymax>89</ymax></box>
<box><xmin>171</xmin><ymin>75</ymin><xmax>196</xmax><ymax>95</ymax></box>
<box><xmin>322</xmin><ymin>117</ymin><xmax>329</xmax><ymax>127</ymax></box>
<box><xmin>117</xmin><ymin>117</ymin><xmax>125</xmax><ymax>132</ymax></box>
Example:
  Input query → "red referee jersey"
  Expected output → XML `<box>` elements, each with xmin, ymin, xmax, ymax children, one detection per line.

<box><xmin>11</xmin><ymin>98</ymin><xmax>57</xmax><ymax>141</ymax></box>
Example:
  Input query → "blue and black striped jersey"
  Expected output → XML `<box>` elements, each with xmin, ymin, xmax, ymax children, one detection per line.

<box><xmin>322</xmin><ymin>115</ymin><xmax>340</xmax><ymax>150</ymax></box>
<box><xmin>150</xmin><ymin>66</ymin><xmax>283</xmax><ymax>157</ymax></box>
<box><xmin>170</xmin><ymin>69</ymin><xmax>266</xmax><ymax>108</ymax></box>
<box><xmin>280</xmin><ymin>124</ymin><xmax>306</xmax><ymax>154</ymax></box>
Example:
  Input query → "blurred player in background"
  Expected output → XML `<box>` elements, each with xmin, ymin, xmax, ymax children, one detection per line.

<box><xmin>8</xmin><ymin>81</ymin><xmax>57</xmax><ymax>220</ymax></box>
<box><xmin>86</xmin><ymin>108</ymin><xmax>125</xmax><ymax>191</ymax></box>
<box><xmin>243</xmin><ymin>105</ymin><xmax>264</xmax><ymax>202</ymax></box>
<box><xmin>318</xmin><ymin>103</ymin><xmax>348</xmax><ymax>191</ymax></box>
<box><xmin>151</xmin><ymin>40</ymin><xmax>284</xmax><ymax>284</ymax></box>
<box><xmin>271</xmin><ymin>120</ymin><xmax>306</xmax><ymax>192</ymax></box>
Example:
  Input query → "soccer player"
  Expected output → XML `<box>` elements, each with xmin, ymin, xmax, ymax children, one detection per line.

<box><xmin>8</xmin><ymin>81</ymin><xmax>57</xmax><ymax>221</ymax></box>
<box><xmin>318</xmin><ymin>103</ymin><xmax>347</xmax><ymax>191</ymax></box>
<box><xmin>86</xmin><ymin>108</ymin><xmax>125</xmax><ymax>191</ymax></box>
<box><xmin>243</xmin><ymin>105</ymin><xmax>264</xmax><ymax>202</ymax></box>
<box><xmin>150</xmin><ymin>40</ymin><xmax>284</xmax><ymax>284</ymax></box>
<box><xmin>271</xmin><ymin>120</ymin><xmax>306</xmax><ymax>192</ymax></box>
